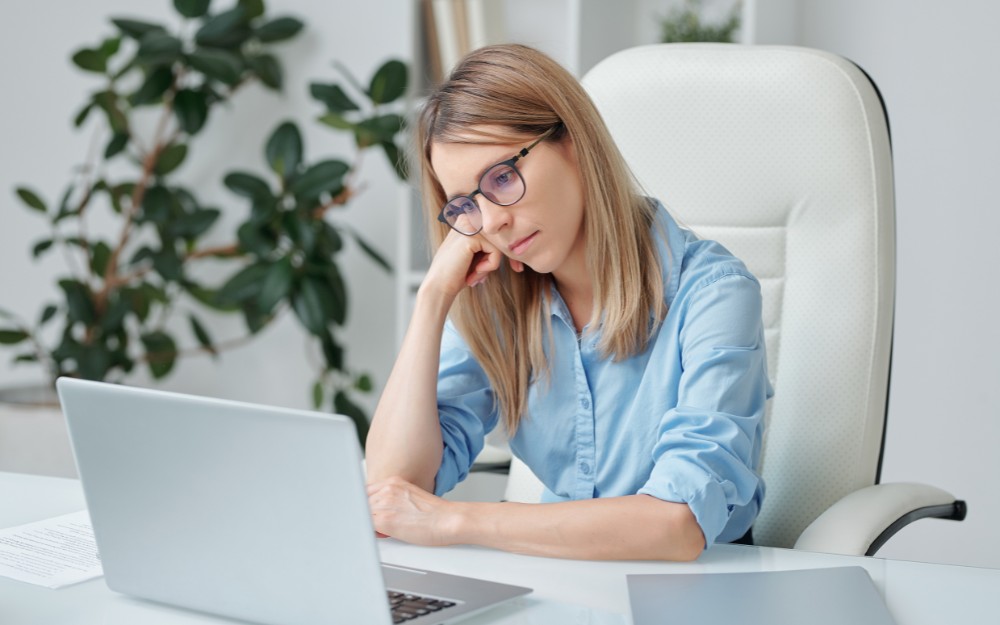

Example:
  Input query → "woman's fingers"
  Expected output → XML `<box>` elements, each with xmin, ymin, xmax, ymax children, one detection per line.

<box><xmin>367</xmin><ymin>476</ymin><xmax>456</xmax><ymax>546</ymax></box>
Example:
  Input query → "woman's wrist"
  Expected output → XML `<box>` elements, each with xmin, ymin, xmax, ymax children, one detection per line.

<box><xmin>415</xmin><ymin>281</ymin><xmax>459</xmax><ymax>318</ymax></box>
<box><xmin>445</xmin><ymin>501</ymin><xmax>486</xmax><ymax>546</ymax></box>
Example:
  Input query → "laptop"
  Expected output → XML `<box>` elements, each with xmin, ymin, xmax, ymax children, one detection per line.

<box><xmin>56</xmin><ymin>377</ymin><xmax>530</xmax><ymax>625</ymax></box>
<box><xmin>627</xmin><ymin>566</ymin><xmax>896</xmax><ymax>625</ymax></box>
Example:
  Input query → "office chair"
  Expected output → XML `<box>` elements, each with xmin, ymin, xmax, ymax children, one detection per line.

<box><xmin>502</xmin><ymin>43</ymin><xmax>966</xmax><ymax>556</ymax></box>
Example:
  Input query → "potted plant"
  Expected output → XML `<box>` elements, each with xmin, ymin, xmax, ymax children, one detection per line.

<box><xmin>659</xmin><ymin>0</ymin><xmax>742</xmax><ymax>43</ymax></box>
<box><xmin>0</xmin><ymin>0</ymin><xmax>408</xmax><ymax>475</ymax></box>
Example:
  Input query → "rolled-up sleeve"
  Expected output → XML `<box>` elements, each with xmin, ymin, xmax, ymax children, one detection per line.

<box><xmin>638</xmin><ymin>271</ymin><xmax>770</xmax><ymax>546</ymax></box>
<box><xmin>433</xmin><ymin>321</ymin><xmax>498</xmax><ymax>496</ymax></box>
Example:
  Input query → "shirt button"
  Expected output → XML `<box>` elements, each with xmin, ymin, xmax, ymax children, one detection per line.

<box><xmin>579</xmin><ymin>462</ymin><xmax>591</xmax><ymax>475</ymax></box>
<box><xmin>580</xmin><ymin>397</ymin><xmax>591</xmax><ymax>410</ymax></box>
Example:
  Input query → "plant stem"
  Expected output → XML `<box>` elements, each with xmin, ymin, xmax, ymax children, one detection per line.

<box><xmin>98</xmin><ymin>83</ymin><xmax>179</xmax><ymax>312</ymax></box>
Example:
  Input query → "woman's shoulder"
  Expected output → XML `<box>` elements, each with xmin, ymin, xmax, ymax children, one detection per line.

<box><xmin>649</xmin><ymin>199</ymin><xmax>759</xmax><ymax>304</ymax></box>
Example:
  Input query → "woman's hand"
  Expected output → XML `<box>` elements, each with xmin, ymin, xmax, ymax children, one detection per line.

<box><xmin>367</xmin><ymin>476</ymin><xmax>464</xmax><ymax>546</ymax></box>
<box><xmin>421</xmin><ymin>230</ymin><xmax>508</xmax><ymax>301</ymax></box>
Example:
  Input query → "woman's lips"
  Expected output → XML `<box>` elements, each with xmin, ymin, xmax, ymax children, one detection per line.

<box><xmin>509</xmin><ymin>231</ymin><xmax>538</xmax><ymax>255</ymax></box>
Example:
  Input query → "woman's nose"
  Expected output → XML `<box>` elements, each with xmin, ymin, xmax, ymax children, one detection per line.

<box><xmin>479</xmin><ymin>198</ymin><xmax>512</xmax><ymax>235</ymax></box>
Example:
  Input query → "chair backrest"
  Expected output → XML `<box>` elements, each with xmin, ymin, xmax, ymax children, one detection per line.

<box><xmin>575</xmin><ymin>44</ymin><xmax>896</xmax><ymax>548</ymax></box>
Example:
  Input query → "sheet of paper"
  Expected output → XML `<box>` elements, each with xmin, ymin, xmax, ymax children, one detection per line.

<box><xmin>0</xmin><ymin>510</ymin><xmax>103</xmax><ymax>589</ymax></box>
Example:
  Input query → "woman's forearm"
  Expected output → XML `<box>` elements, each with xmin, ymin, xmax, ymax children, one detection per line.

<box><xmin>365</xmin><ymin>285</ymin><xmax>455</xmax><ymax>491</ymax></box>
<box><xmin>449</xmin><ymin>495</ymin><xmax>705</xmax><ymax>561</ymax></box>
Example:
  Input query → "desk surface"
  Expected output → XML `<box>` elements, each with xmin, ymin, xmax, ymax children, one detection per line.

<box><xmin>2</xmin><ymin>471</ymin><xmax>996</xmax><ymax>625</ymax></box>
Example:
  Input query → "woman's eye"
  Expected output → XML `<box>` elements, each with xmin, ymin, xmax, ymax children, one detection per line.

<box><xmin>492</xmin><ymin>170</ymin><xmax>513</xmax><ymax>187</ymax></box>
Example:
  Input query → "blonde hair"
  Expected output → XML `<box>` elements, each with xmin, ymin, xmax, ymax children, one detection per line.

<box><xmin>416</xmin><ymin>44</ymin><xmax>665</xmax><ymax>433</ymax></box>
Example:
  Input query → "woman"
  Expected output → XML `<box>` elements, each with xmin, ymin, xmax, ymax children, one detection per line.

<box><xmin>365</xmin><ymin>44</ymin><xmax>771</xmax><ymax>561</ymax></box>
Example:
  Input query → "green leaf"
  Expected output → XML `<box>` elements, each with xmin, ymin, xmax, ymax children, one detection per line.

<box><xmin>39</xmin><ymin>305</ymin><xmax>58</xmax><ymax>326</ymax></box>
<box><xmin>247</xmin><ymin>53</ymin><xmax>281</xmax><ymax>90</ymax></box>
<box><xmin>152</xmin><ymin>248</ymin><xmax>184</xmax><ymax>281</ymax></box>
<box><xmin>334</xmin><ymin>390</ymin><xmax>369</xmax><ymax>447</ymax></box>
<box><xmin>93</xmin><ymin>90</ymin><xmax>128</xmax><ymax>134</ymax></box>
<box><xmin>13</xmin><ymin>353</ymin><xmax>39</xmax><ymax>364</ymax></box>
<box><xmin>72</xmin><ymin>48</ymin><xmax>107</xmax><ymax>73</ymax></box>
<box><xmin>322</xmin><ymin>264</ymin><xmax>347</xmax><ymax>325</ymax></box>
<box><xmin>195</xmin><ymin>7</ymin><xmax>251</xmax><ymax>48</ymax></box>
<box><xmin>347</xmin><ymin>226</ymin><xmax>392</xmax><ymax>273</ymax></box>
<box><xmin>288</xmin><ymin>159</ymin><xmax>349</xmax><ymax>200</ymax></box>
<box><xmin>381</xmin><ymin>140</ymin><xmax>408</xmax><ymax>180</ymax></box>
<box><xmin>188</xmin><ymin>313</ymin><xmax>216</xmax><ymax>355</ymax></box>
<box><xmin>238</xmin><ymin>0</ymin><xmax>265</xmax><ymax>19</ymax></box>
<box><xmin>241</xmin><ymin>300</ymin><xmax>269</xmax><ymax>334</ymax></box>
<box><xmin>0</xmin><ymin>329</ymin><xmax>29</xmax><ymax>345</ymax></box>
<box><xmin>182</xmin><ymin>281</ymin><xmax>240</xmax><ymax>312</ymax></box>
<box><xmin>16</xmin><ymin>187</ymin><xmax>47</xmax><ymax>213</ymax></box>
<box><xmin>368</xmin><ymin>59</ymin><xmax>407</xmax><ymax>104</ymax></box>
<box><xmin>283</xmin><ymin>213</ymin><xmax>317</xmax><ymax>254</ymax></box>
<box><xmin>174</xmin><ymin>0</ymin><xmax>211</xmax><ymax>18</ymax></box>
<box><xmin>320</xmin><ymin>331</ymin><xmax>342</xmax><ymax>370</ymax></box>
<box><xmin>141</xmin><ymin>330</ymin><xmax>178</xmax><ymax>379</ymax></box>
<box><xmin>90</xmin><ymin>241</ymin><xmax>113</xmax><ymax>275</ymax></box>
<box><xmin>265</xmin><ymin>121</ymin><xmax>302</xmax><ymax>179</ymax></box>
<box><xmin>165</xmin><ymin>206</ymin><xmax>207</xmax><ymax>239</ymax></box>
<box><xmin>175</xmin><ymin>208</ymin><xmax>220</xmax><ymax>239</ymax></box>
<box><xmin>104</xmin><ymin>132</ymin><xmax>130</xmax><ymax>159</ymax></box>
<box><xmin>317</xmin><ymin>112</ymin><xmax>354</xmax><ymax>131</ymax></box>
<box><xmin>254</xmin><ymin>16</ymin><xmax>303</xmax><ymax>43</ymax></box>
<box><xmin>32</xmin><ymin>239</ymin><xmax>54</xmax><ymax>258</ymax></box>
<box><xmin>355</xmin><ymin>373</ymin><xmax>372</xmax><ymax>393</ymax></box>
<box><xmin>216</xmin><ymin>262</ymin><xmax>270</xmax><ymax>304</ymax></box>
<box><xmin>100</xmin><ymin>294</ymin><xmax>130</xmax><ymax>334</ymax></box>
<box><xmin>291</xmin><ymin>277</ymin><xmax>327</xmax><ymax>335</ymax></box>
<box><xmin>309</xmin><ymin>82</ymin><xmax>359</xmax><ymax>113</ymax></box>
<box><xmin>111</xmin><ymin>18</ymin><xmax>166</xmax><ymax>40</ymax></box>
<box><xmin>224</xmin><ymin>172</ymin><xmax>273</xmax><ymax>201</ymax></box>
<box><xmin>141</xmin><ymin>185</ymin><xmax>174</xmax><ymax>223</ymax></box>
<box><xmin>311</xmin><ymin>380</ymin><xmax>323</xmax><ymax>409</ymax></box>
<box><xmin>137</xmin><ymin>31</ymin><xmax>182</xmax><ymax>66</ymax></box>
<box><xmin>236</xmin><ymin>222</ymin><xmax>276</xmax><ymax>256</ymax></box>
<box><xmin>129</xmin><ymin>66</ymin><xmax>174</xmax><ymax>105</ymax></box>
<box><xmin>73</xmin><ymin>102</ymin><xmax>95</xmax><ymax>127</ymax></box>
<box><xmin>58</xmin><ymin>279</ymin><xmax>97</xmax><ymax>325</ymax></box>
<box><xmin>359</xmin><ymin>113</ymin><xmax>405</xmax><ymax>143</ymax></box>
<box><xmin>76</xmin><ymin>344</ymin><xmax>113</xmax><ymax>381</ymax></box>
<box><xmin>257</xmin><ymin>256</ymin><xmax>293</xmax><ymax>312</ymax></box>
<box><xmin>173</xmin><ymin>88</ymin><xmax>210</xmax><ymax>134</ymax></box>
<box><xmin>318</xmin><ymin>222</ymin><xmax>343</xmax><ymax>254</ymax></box>
<box><xmin>185</xmin><ymin>47</ymin><xmax>243</xmax><ymax>84</ymax></box>
<box><xmin>100</xmin><ymin>36</ymin><xmax>122</xmax><ymax>58</ymax></box>
<box><xmin>155</xmin><ymin>143</ymin><xmax>188</xmax><ymax>175</ymax></box>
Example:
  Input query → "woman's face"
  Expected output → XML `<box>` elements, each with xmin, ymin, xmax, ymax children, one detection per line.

<box><xmin>430</xmin><ymin>126</ymin><xmax>586</xmax><ymax>277</ymax></box>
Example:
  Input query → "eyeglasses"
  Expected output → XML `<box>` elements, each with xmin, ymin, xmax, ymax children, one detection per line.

<box><xmin>437</xmin><ymin>126</ymin><xmax>559</xmax><ymax>236</ymax></box>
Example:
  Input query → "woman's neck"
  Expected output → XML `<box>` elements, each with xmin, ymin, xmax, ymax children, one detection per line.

<box><xmin>552</xmin><ymin>245</ymin><xmax>592</xmax><ymax>333</ymax></box>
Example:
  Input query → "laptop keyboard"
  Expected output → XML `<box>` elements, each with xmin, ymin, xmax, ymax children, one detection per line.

<box><xmin>387</xmin><ymin>590</ymin><xmax>457</xmax><ymax>623</ymax></box>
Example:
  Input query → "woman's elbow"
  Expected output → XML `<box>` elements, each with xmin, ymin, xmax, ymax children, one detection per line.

<box><xmin>643</xmin><ymin>498</ymin><xmax>706</xmax><ymax>562</ymax></box>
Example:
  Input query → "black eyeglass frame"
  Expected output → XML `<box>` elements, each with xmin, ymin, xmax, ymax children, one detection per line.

<box><xmin>436</xmin><ymin>125</ymin><xmax>560</xmax><ymax>236</ymax></box>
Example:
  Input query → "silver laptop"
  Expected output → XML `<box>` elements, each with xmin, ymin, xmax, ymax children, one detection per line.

<box><xmin>628</xmin><ymin>566</ymin><xmax>896</xmax><ymax>625</ymax></box>
<box><xmin>57</xmin><ymin>377</ymin><xmax>530</xmax><ymax>625</ymax></box>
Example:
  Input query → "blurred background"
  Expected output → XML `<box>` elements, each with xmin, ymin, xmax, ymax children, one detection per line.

<box><xmin>1</xmin><ymin>0</ymin><xmax>997</xmax><ymax>569</ymax></box>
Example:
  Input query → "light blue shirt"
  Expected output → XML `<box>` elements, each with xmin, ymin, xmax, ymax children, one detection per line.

<box><xmin>433</xmin><ymin>203</ymin><xmax>772</xmax><ymax>547</ymax></box>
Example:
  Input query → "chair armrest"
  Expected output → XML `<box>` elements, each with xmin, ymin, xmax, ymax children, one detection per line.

<box><xmin>794</xmin><ymin>482</ymin><xmax>967</xmax><ymax>556</ymax></box>
<box><xmin>469</xmin><ymin>442</ymin><xmax>512</xmax><ymax>473</ymax></box>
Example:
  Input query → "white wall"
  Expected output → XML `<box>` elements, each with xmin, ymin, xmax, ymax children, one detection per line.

<box><xmin>785</xmin><ymin>0</ymin><xmax>1000</xmax><ymax>569</ymax></box>
<box><xmin>0</xmin><ymin>0</ymin><xmax>411</xmax><ymax>414</ymax></box>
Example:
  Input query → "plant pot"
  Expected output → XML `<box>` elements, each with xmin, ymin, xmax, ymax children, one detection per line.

<box><xmin>0</xmin><ymin>384</ymin><xmax>77</xmax><ymax>478</ymax></box>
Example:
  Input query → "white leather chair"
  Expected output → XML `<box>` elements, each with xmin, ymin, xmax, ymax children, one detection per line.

<box><xmin>502</xmin><ymin>43</ymin><xmax>966</xmax><ymax>556</ymax></box>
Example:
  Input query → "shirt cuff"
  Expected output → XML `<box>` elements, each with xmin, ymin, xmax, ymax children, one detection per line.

<box><xmin>637</xmin><ymin>457</ymin><xmax>733</xmax><ymax>548</ymax></box>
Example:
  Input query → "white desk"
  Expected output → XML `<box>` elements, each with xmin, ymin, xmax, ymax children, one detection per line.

<box><xmin>2</xmin><ymin>472</ymin><xmax>996</xmax><ymax>624</ymax></box>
